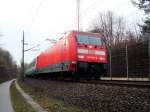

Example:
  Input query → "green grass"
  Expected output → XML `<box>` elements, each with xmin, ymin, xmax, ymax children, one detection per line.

<box><xmin>10</xmin><ymin>82</ymin><xmax>35</xmax><ymax>112</ymax></box>
<box><xmin>18</xmin><ymin>80</ymin><xmax>82</xmax><ymax>112</ymax></box>
<box><xmin>35</xmin><ymin>96</ymin><xmax>81</xmax><ymax>112</ymax></box>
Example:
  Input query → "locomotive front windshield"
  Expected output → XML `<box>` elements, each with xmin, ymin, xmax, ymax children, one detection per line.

<box><xmin>76</xmin><ymin>35</ymin><xmax>103</xmax><ymax>45</ymax></box>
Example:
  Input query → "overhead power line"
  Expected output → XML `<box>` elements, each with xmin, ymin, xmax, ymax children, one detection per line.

<box><xmin>25</xmin><ymin>0</ymin><xmax>44</xmax><ymax>35</ymax></box>
<box><xmin>82</xmin><ymin>0</ymin><xmax>105</xmax><ymax>18</ymax></box>
<box><xmin>23</xmin><ymin>0</ymin><xmax>36</xmax><ymax>30</ymax></box>
<box><xmin>39</xmin><ymin>0</ymin><xmax>105</xmax><ymax>40</ymax></box>
<box><xmin>61</xmin><ymin>0</ymin><xmax>105</xmax><ymax>32</ymax></box>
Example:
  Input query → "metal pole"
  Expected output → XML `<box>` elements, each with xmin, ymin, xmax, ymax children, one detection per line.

<box><xmin>109</xmin><ymin>46</ymin><xmax>112</xmax><ymax>80</ymax></box>
<box><xmin>22</xmin><ymin>31</ymin><xmax>25</xmax><ymax>81</ymax></box>
<box><xmin>77</xmin><ymin>0</ymin><xmax>80</xmax><ymax>31</ymax></box>
<box><xmin>148</xmin><ymin>38</ymin><xmax>150</xmax><ymax>81</ymax></box>
<box><xmin>125</xmin><ymin>44</ymin><xmax>129</xmax><ymax>80</ymax></box>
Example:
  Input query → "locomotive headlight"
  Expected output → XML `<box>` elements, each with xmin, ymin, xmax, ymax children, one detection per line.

<box><xmin>78</xmin><ymin>49</ymin><xmax>88</xmax><ymax>54</ymax></box>
<box><xmin>95</xmin><ymin>51</ymin><xmax>105</xmax><ymax>55</ymax></box>
<box><xmin>100</xmin><ymin>57</ymin><xmax>104</xmax><ymax>60</ymax></box>
<box><xmin>71</xmin><ymin>61</ymin><xmax>76</xmax><ymax>64</ymax></box>
<box><xmin>78</xmin><ymin>55</ymin><xmax>84</xmax><ymax>59</ymax></box>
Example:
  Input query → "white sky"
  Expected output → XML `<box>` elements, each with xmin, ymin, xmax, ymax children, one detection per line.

<box><xmin>0</xmin><ymin>0</ymin><xmax>144</xmax><ymax>65</ymax></box>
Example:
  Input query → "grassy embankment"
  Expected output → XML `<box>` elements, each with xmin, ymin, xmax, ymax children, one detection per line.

<box><xmin>10</xmin><ymin>82</ymin><xmax>35</xmax><ymax>112</ymax></box>
<box><xmin>18</xmin><ymin>80</ymin><xmax>82</xmax><ymax>112</ymax></box>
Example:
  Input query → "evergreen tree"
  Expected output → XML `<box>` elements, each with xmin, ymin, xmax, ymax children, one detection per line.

<box><xmin>132</xmin><ymin>0</ymin><xmax>150</xmax><ymax>40</ymax></box>
<box><xmin>0</xmin><ymin>48</ymin><xmax>18</xmax><ymax>82</ymax></box>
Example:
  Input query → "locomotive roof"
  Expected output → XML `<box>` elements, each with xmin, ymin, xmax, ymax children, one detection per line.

<box><xmin>69</xmin><ymin>30</ymin><xmax>103</xmax><ymax>37</ymax></box>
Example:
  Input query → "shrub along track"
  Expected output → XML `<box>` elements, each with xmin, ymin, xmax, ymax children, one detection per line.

<box><xmin>23</xmin><ymin>78</ymin><xmax>150</xmax><ymax>112</ymax></box>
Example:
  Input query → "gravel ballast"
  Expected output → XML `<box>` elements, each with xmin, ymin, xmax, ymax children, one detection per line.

<box><xmin>23</xmin><ymin>78</ymin><xmax>150</xmax><ymax>112</ymax></box>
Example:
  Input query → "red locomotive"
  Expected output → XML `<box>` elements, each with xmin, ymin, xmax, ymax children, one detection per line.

<box><xmin>26</xmin><ymin>30</ymin><xmax>108</xmax><ymax>80</ymax></box>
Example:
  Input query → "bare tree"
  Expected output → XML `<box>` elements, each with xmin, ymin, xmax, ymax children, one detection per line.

<box><xmin>90</xmin><ymin>11</ymin><xmax>115</xmax><ymax>46</ymax></box>
<box><xmin>131</xmin><ymin>0</ymin><xmax>150</xmax><ymax>41</ymax></box>
<box><xmin>125</xmin><ymin>30</ymin><xmax>136</xmax><ymax>43</ymax></box>
<box><xmin>114</xmin><ymin>16</ymin><xmax>126</xmax><ymax>45</ymax></box>
<box><xmin>106</xmin><ymin>11</ymin><xmax>114</xmax><ymax>46</ymax></box>
<box><xmin>132</xmin><ymin>23</ymin><xmax>142</xmax><ymax>41</ymax></box>
<box><xmin>89</xmin><ymin>11</ymin><xmax>141</xmax><ymax>46</ymax></box>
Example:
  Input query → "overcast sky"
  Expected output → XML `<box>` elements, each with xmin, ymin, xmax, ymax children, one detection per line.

<box><xmin>0</xmin><ymin>0</ymin><xmax>144</xmax><ymax>65</ymax></box>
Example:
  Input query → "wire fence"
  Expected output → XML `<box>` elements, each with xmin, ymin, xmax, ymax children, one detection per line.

<box><xmin>104</xmin><ymin>41</ymin><xmax>149</xmax><ymax>80</ymax></box>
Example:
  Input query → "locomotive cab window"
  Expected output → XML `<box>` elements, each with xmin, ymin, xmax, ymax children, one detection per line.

<box><xmin>76</xmin><ymin>34</ymin><xmax>104</xmax><ymax>45</ymax></box>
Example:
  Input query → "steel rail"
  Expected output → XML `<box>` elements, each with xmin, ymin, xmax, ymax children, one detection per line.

<box><xmin>26</xmin><ymin>77</ymin><xmax>150</xmax><ymax>88</ymax></box>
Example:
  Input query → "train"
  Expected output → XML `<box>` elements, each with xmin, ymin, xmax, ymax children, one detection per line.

<box><xmin>25</xmin><ymin>30</ymin><xmax>108</xmax><ymax>80</ymax></box>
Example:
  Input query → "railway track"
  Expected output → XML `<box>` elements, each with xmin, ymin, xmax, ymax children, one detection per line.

<box><xmin>79</xmin><ymin>80</ymin><xmax>150</xmax><ymax>88</ymax></box>
<box><xmin>27</xmin><ymin>77</ymin><xmax>150</xmax><ymax>88</ymax></box>
<box><xmin>24</xmin><ymin>77</ymin><xmax>150</xmax><ymax>112</ymax></box>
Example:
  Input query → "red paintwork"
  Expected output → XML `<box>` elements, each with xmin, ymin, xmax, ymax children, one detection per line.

<box><xmin>35</xmin><ymin>30</ymin><xmax>108</xmax><ymax>72</ymax></box>
<box><xmin>75</xmin><ymin>31</ymin><xmax>108</xmax><ymax>64</ymax></box>
<box><xmin>77</xmin><ymin>44</ymin><xmax>107</xmax><ymax>63</ymax></box>
<box><xmin>36</xmin><ymin>31</ymin><xmax>77</xmax><ymax>70</ymax></box>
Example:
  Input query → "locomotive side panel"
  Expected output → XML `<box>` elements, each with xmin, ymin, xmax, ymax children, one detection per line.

<box><xmin>36</xmin><ymin>40</ymin><xmax>65</xmax><ymax>73</ymax></box>
<box><xmin>36</xmin><ymin>33</ymin><xmax>77</xmax><ymax>74</ymax></box>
